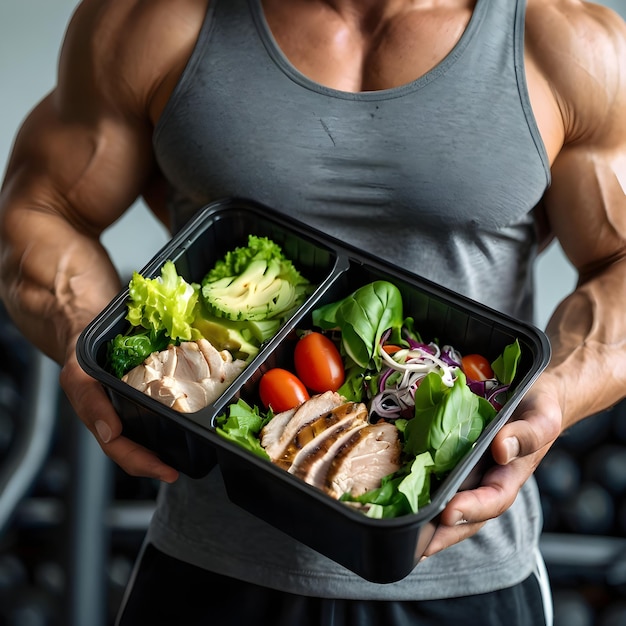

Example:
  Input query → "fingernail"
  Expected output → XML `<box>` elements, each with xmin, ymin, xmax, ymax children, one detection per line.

<box><xmin>503</xmin><ymin>436</ymin><xmax>520</xmax><ymax>463</ymax></box>
<box><xmin>95</xmin><ymin>420</ymin><xmax>112</xmax><ymax>444</ymax></box>
<box><xmin>450</xmin><ymin>510</ymin><xmax>468</xmax><ymax>526</ymax></box>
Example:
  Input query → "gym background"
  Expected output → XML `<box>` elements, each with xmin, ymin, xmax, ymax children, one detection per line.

<box><xmin>0</xmin><ymin>1</ymin><xmax>625</xmax><ymax>625</ymax></box>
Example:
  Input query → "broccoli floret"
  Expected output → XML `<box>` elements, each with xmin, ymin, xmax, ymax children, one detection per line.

<box><xmin>201</xmin><ymin>236</ymin><xmax>312</xmax><ymax>322</ymax></box>
<box><xmin>107</xmin><ymin>328</ymin><xmax>170</xmax><ymax>378</ymax></box>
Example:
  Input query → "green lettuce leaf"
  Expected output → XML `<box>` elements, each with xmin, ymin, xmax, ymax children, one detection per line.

<box><xmin>340</xmin><ymin>473</ymin><xmax>411</xmax><ymax>519</ymax></box>
<box><xmin>215</xmin><ymin>399</ymin><xmax>272</xmax><ymax>460</ymax></box>
<box><xmin>397</xmin><ymin>451</ymin><xmax>436</xmax><ymax>514</ymax></box>
<box><xmin>126</xmin><ymin>260</ymin><xmax>200</xmax><ymax>341</ymax></box>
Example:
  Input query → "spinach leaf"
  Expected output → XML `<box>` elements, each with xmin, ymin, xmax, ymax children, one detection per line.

<box><xmin>311</xmin><ymin>281</ymin><xmax>404</xmax><ymax>369</ymax></box>
<box><xmin>491</xmin><ymin>339</ymin><xmax>522</xmax><ymax>384</ymax></box>
<box><xmin>397</xmin><ymin>451</ymin><xmax>436</xmax><ymax>513</ymax></box>
<box><xmin>404</xmin><ymin>371</ymin><xmax>496</xmax><ymax>475</ymax></box>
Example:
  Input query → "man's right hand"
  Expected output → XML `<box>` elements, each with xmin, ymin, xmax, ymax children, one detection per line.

<box><xmin>60</xmin><ymin>343</ymin><xmax>179</xmax><ymax>483</ymax></box>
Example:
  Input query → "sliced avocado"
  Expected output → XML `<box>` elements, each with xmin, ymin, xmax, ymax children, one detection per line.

<box><xmin>202</xmin><ymin>259</ymin><xmax>304</xmax><ymax>322</ymax></box>
<box><xmin>192</xmin><ymin>316</ymin><xmax>260</xmax><ymax>362</ymax></box>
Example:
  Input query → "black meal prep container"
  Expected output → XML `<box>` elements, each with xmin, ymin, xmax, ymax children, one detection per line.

<box><xmin>77</xmin><ymin>197</ymin><xmax>551</xmax><ymax>583</ymax></box>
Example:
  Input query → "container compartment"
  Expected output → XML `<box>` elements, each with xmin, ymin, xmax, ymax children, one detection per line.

<box><xmin>209</xmin><ymin>256</ymin><xmax>550</xmax><ymax>582</ymax></box>
<box><xmin>77</xmin><ymin>199</ymin><xmax>343</xmax><ymax>478</ymax></box>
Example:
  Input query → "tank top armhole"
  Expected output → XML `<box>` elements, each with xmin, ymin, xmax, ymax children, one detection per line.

<box><xmin>514</xmin><ymin>0</ymin><xmax>551</xmax><ymax>188</ymax></box>
<box><xmin>153</xmin><ymin>0</ymin><xmax>219</xmax><ymax>148</ymax></box>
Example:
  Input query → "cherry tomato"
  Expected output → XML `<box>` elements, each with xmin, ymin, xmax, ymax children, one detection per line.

<box><xmin>259</xmin><ymin>368</ymin><xmax>310</xmax><ymax>413</ymax></box>
<box><xmin>294</xmin><ymin>332</ymin><xmax>345</xmax><ymax>393</ymax></box>
<box><xmin>461</xmin><ymin>354</ymin><xmax>494</xmax><ymax>381</ymax></box>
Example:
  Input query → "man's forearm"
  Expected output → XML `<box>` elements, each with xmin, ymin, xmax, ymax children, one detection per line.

<box><xmin>0</xmin><ymin>202</ymin><xmax>121</xmax><ymax>364</ymax></box>
<box><xmin>544</xmin><ymin>256</ymin><xmax>626</xmax><ymax>429</ymax></box>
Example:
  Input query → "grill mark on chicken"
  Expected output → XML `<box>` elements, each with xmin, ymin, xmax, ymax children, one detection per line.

<box><xmin>324</xmin><ymin>422</ymin><xmax>402</xmax><ymax>498</ymax></box>
<box><xmin>290</xmin><ymin>419</ymin><xmax>369</xmax><ymax>486</ymax></box>
<box><xmin>260</xmin><ymin>390</ymin><xmax>344</xmax><ymax>461</ymax></box>
<box><xmin>275</xmin><ymin>402</ymin><xmax>368</xmax><ymax>470</ymax></box>
<box><xmin>259</xmin><ymin>406</ymin><xmax>297</xmax><ymax>453</ymax></box>
<box><xmin>259</xmin><ymin>391</ymin><xmax>402</xmax><ymax>504</ymax></box>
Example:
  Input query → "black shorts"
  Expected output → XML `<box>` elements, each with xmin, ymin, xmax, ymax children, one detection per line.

<box><xmin>116</xmin><ymin>543</ymin><xmax>548</xmax><ymax>626</ymax></box>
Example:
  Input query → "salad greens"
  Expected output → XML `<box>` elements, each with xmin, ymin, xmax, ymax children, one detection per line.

<box><xmin>107</xmin><ymin>328</ymin><xmax>170</xmax><ymax>379</ymax></box>
<box><xmin>339</xmin><ymin>450</ymin><xmax>436</xmax><ymax>519</ymax></box>
<box><xmin>126</xmin><ymin>260</ymin><xmax>200</xmax><ymax>342</ymax></box>
<box><xmin>491</xmin><ymin>339</ymin><xmax>522</xmax><ymax>385</ymax></box>
<box><xmin>402</xmin><ymin>370</ymin><xmax>496</xmax><ymax>473</ymax></box>
<box><xmin>107</xmin><ymin>260</ymin><xmax>201</xmax><ymax>377</ymax></box>
<box><xmin>313</xmin><ymin>282</ymin><xmax>521</xmax><ymax>517</ymax></box>
<box><xmin>312</xmin><ymin>281</ymin><xmax>405</xmax><ymax>370</ymax></box>
<box><xmin>215</xmin><ymin>399</ymin><xmax>272</xmax><ymax>460</ymax></box>
<box><xmin>107</xmin><ymin>237</ymin><xmax>313</xmax><ymax>379</ymax></box>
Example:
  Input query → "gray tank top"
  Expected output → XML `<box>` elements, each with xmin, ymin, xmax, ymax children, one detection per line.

<box><xmin>148</xmin><ymin>0</ymin><xmax>549</xmax><ymax>600</ymax></box>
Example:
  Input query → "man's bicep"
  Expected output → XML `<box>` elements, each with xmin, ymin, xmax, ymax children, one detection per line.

<box><xmin>543</xmin><ymin>142</ymin><xmax>626</xmax><ymax>280</ymax></box>
<box><xmin>2</xmin><ymin>92</ymin><xmax>154</xmax><ymax>234</ymax></box>
<box><xmin>527</xmin><ymin>0</ymin><xmax>626</xmax><ymax>276</ymax></box>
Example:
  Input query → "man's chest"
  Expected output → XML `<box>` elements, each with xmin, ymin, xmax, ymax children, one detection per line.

<box><xmin>261</xmin><ymin>0</ymin><xmax>476</xmax><ymax>92</ymax></box>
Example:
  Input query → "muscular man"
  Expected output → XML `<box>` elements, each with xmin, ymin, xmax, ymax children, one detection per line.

<box><xmin>1</xmin><ymin>0</ymin><xmax>625</xmax><ymax>624</ymax></box>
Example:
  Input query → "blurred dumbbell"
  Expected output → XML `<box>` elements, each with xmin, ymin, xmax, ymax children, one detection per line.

<box><xmin>584</xmin><ymin>444</ymin><xmax>626</xmax><ymax>497</ymax></box>
<box><xmin>560</xmin><ymin>482</ymin><xmax>615</xmax><ymax>535</ymax></box>
<box><xmin>598</xmin><ymin>601</ymin><xmax>626</xmax><ymax>626</ymax></box>
<box><xmin>535</xmin><ymin>447</ymin><xmax>581</xmax><ymax>502</ymax></box>
<box><xmin>33</xmin><ymin>560</ymin><xmax>65</xmax><ymax>598</ymax></box>
<box><xmin>5</xmin><ymin>585</ymin><xmax>58</xmax><ymax>626</ymax></box>
<box><xmin>552</xmin><ymin>589</ymin><xmax>596</xmax><ymax>626</ymax></box>
<box><xmin>616</xmin><ymin>498</ymin><xmax>626</xmax><ymax>538</ymax></box>
<box><xmin>539</xmin><ymin>493</ymin><xmax>561</xmax><ymax>532</ymax></box>
<box><xmin>0</xmin><ymin>552</ymin><xmax>28</xmax><ymax>596</ymax></box>
<box><xmin>559</xmin><ymin>410</ymin><xmax>613</xmax><ymax>453</ymax></box>
<box><xmin>32</xmin><ymin>457</ymin><xmax>70</xmax><ymax>498</ymax></box>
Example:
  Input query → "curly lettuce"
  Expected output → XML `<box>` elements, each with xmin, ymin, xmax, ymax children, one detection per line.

<box><xmin>126</xmin><ymin>260</ymin><xmax>200</xmax><ymax>341</ymax></box>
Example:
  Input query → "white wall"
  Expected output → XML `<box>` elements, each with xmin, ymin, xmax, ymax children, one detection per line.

<box><xmin>0</xmin><ymin>1</ymin><xmax>623</xmax><ymax>327</ymax></box>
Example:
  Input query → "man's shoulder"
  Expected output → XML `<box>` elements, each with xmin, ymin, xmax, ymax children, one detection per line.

<box><xmin>63</xmin><ymin>0</ymin><xmax>210</xmax><ymax>114</ymax></box>
<box><xmin>525</xmin><ymin>0</ymin><xmax>626</xmax><ymax>144</ymax></box>
<box><xmin>82</xmin><ymin>0</ymin><xmax>210</xmax><ymax>37</ymax></box>
<box><xmin>525</xmin><ymin>0</ymin><xmax>623</xmax><ymax>58</ymax></box>
<box><xmin>524</xmin><ymin>0</ymin><xmax>625</xmax><ymax>82</ymax></box>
